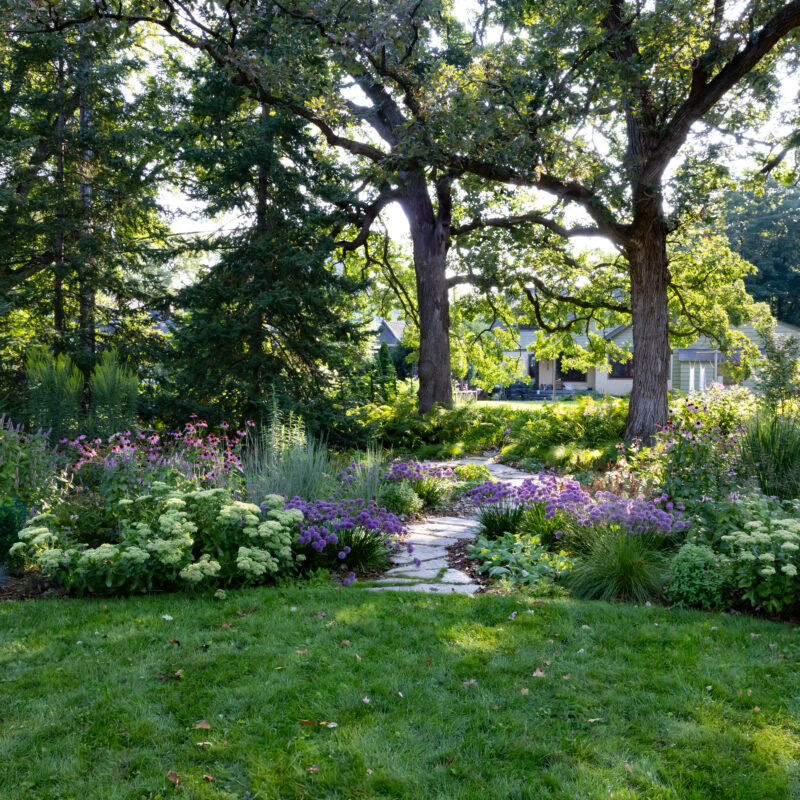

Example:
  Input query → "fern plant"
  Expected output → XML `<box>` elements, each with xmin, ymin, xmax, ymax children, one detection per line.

<box><xmin>89</xmin><ymin>350</ymin><xmax>138</xmax><ymax>439</ymax></box>
<box><xmin>26</xmin><ymin>348</ymin><xmax>84</xmax><ymax>442</ymax></box>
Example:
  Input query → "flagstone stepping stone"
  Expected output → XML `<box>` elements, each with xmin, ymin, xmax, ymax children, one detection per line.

<box><xmin>362</xmin><ymin>455</ymin><xmax>535</xmax><ymax>595</ymax></box>
<box><xmin>367</xmin><ymin>582</ymin><xmax>479</xmax><ymax>596</ymax></box>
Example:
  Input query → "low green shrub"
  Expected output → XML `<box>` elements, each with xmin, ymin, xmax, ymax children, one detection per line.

<box><xmin>467</xmin><ymin>532</ymin><xmax>571</xmax><ymax>586</ymax></box>
<box><xmin>10</xmin><ymin>489</ymin><xmax>300</xmax><ymax>595</ymax></box>
<box><xmin>379</xmin><ymin>481</ymin><xmax>423</xmax><ymax>516</ymax></box>
<box><xmin>666</xmin><ymin>543</ymin><xmax>732</xmax><ymax>610</ymax></box>
<box><xmin>567</xmin><ymin>527</ymin><xmax>666</xmax><ymax>603</ymax></box>
<box><xmin>453</xmin><ymin>463</ymin><xmax>493</xmax><ymax>483</ymax></box>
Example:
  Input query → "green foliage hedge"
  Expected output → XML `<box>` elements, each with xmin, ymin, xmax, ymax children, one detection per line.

<box><xmin>349</xmin><ymin>396</ymin><xmax>628</xmax><ymax>468</ymax></box>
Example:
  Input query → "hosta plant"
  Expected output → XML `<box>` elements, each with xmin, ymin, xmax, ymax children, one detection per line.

<box><xmin>468</xmin><ymin>532</ymin><xmax>572</xmax><ymax>587</ymax></box>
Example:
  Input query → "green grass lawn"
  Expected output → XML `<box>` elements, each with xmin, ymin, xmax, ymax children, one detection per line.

<box><xmin>2</xmin><ymin>587</ymin><xmax>799</xmax><ymax>800</ymax></box>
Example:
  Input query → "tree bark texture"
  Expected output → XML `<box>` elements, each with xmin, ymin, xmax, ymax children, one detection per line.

<box><xmin>399</xmin><ymin>174</ymin><xmax>452</xmax><ymax>413</ymax></box>
<box><xmin>625</xmin><ymin>224</ymin><xmax>671</xmax><ymax>442</ymax></box>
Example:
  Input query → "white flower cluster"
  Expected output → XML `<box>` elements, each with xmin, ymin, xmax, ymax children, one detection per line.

<box><xmin>179</xmin><ymin>554</ymin><xmax>221</xmax><ymax>583</ymax></box>
<box><xmin>11</xmin><ymin>484</ymin><xmax>305</xmax><ymax>594</ymax></box>
<box><xmin>723</xmin><ymin>517</ymin><xmax>800</xmax><ymax>579</ymax></box>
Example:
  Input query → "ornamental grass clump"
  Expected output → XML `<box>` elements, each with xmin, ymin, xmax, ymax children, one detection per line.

<box><xmin>566</xmin><ymin>527</ymin><xmax>667</xmax><ymax>603</ymax></box>
<box><xmin>739</xmin><ymin>413</ymin><xmax>800</xmax><ymax>500</ymax></box>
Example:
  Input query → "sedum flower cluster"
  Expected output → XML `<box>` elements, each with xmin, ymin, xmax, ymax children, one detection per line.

<box><xmin>10</xmin><ymin>489</ymin><xmax>300</xmax><ymax>596</ymax></box>
<box><xmin>721</xmin><ymin>510</ymin><xmax>800</xmax><ymax>612</ymax></box>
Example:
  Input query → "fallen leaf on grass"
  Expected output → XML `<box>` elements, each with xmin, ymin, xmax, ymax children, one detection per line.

<box><xmin>195</xmin><ymin>720</ymin><xmax>211</xmax><ymax>730</ymax></box>
<box><xmin>295</xmin><ymin>649</ymin><xmax>309</xmax><ymax>655</ymax></box>
<box><xmin>168</xmin><ymin>638</ymin><xmax>181</xmax><ymax>647</ymax></box>
<box><xmin>779</xmin><ymin>652</ymin><xmax>786</xmax><ymax>659</ymax></box>
<box><xmin>562</xmin><ymin>674</ymin><xmax>571</xmax><ymax>680</ymax></box>
<box><xmin>157</xmin><ymin>669</ymin><xmax>184</xmax><ymax>682</ymax></box>
<box><xmin>532</xmin><ymin>668</ymin><xmax>546</xmax><ymax>678</ymax></box>
<box><xmin>520</xmin><ymin>688</ymin><xmax>529</xmax><ymax>695</ymax></box>
<box><xmin>492</xmin><ymin>705</ymin><xmax>500</xmax><ymax>710</ymax></box>
<box><xmin>340</xmin><ymin>639</ymin><xmax>351</xmax><ymax>647</ymax></box>
<box><xmin>203</xmin><ymin>775</ymin><xmax>214</xmax><ymax>782</ymax></box>
<box><xmin>166</xmin><ymin>770</ymin><xmax>179</xmax><ymax>786</ymax></box>
<box><xmin>221</xmin><ymin>622</ymin><xmax>231</xmax><ymax>629</ymax></box>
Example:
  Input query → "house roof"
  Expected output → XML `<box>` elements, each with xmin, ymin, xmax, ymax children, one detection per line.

<box><xmin>377</xmin><ymin>319</ymin><xmax>406</xmax><ymax>346</ymax></box>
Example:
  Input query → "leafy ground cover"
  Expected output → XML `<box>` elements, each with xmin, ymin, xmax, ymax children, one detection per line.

<box><xmin>2</xmin><ymin>586</ymin><xmax>799</xmax><ymax>800</ymax></box>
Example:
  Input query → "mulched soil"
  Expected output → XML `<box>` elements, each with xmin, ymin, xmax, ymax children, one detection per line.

<box><xmin>445</xmin><ymin>538</ymin><xmax>489</xmax><ymax>591</ymax></box>
<box><xmin>0</xmin><ymin>571</ymin><xmax>58</xmax><ymax>602</ymax></box>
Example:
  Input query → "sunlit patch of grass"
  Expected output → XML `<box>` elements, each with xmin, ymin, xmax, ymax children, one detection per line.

<box><xmin>1</xmin><ymin>591</ymin><xmax>800</xmax><ymax>799</ymax></box>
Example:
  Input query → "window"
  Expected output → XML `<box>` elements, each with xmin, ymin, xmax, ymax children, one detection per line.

<box><xmin>609</xmin><ymin>357</ymin><xmax>633</xmax><ymax>379</ymax></box>
<box><xmin>556</xmin><ymin>357</ymin><xmax>587</xmax><ymax>382</ymax></box>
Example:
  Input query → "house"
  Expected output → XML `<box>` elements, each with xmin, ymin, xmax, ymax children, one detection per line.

<box><xmin>375</xmin><ymin>319</ymin><xmax>406</xmax><ymax>350</ymax></box>
<box><xmin>502</xmin><ymin>320</ymin><xmax>800</xmax><ymax>396</ymax></box>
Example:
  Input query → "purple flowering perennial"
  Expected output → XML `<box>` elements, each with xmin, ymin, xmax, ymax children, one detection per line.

<box><xmin>284</xmin><ymin>496</ymin><xmax>405</xmax><ymax>560</ymax></box>
<box><xmin>465</xmin><ymin>474</ymin><xmax>689</xmax><ymax>537</ymax></box>
<box><xmin>383</xmin><ymin>459</ymin><xmax>456</xmax><ymax>484</ymax></box>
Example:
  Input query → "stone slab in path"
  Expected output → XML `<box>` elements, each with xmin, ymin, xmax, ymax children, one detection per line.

<box><xmin>360</xmin><ymin>457</ymin><xmax>534</xmax><ymax>595</ymax></box>
<box><xmin>366</xmin><ymin>582</ymin><xmax>479</xmax><ymax>596</ymax></box>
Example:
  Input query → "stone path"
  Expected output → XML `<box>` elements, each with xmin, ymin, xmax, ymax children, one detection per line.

<box><xmin>365</xmin><ymin>458</ymin><xmax>530</xmax><ymax>596</ymax></box>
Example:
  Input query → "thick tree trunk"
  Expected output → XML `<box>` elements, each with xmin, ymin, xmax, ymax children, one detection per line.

<box><xmin>398</xmin><ymin>175</ymin><xmax>453</xmax><ymax>413</ymax></box>
<box><xmin>625</xmin><ymin>226</ymin><xmax>671</xmax><ymax>442</ymax></box>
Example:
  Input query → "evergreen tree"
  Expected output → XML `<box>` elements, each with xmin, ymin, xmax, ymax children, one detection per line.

<box><xmin>0</xmin><ymin>20</ymin><xmax>178</xmax><ymax>403</ymax></box>
<box><xmin>166</xmin><ymin>56</ymin><xmax>369</xmax><ymax>421</ymax></box>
